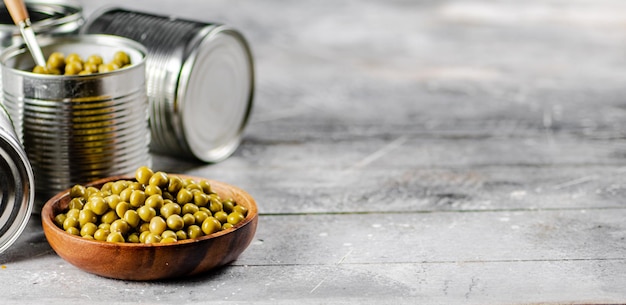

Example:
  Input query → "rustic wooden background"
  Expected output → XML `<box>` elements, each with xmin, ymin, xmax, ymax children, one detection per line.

<box><xmin>2</xmin><ymin>0</ymin><xmax>626</xmax><ymax>304</ymax></box>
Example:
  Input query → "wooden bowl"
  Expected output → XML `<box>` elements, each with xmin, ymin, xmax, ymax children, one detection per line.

<box><xmin>41</xmin><ymin>175</ymin><xmax>258</xmax><ymax>281</ymax></box>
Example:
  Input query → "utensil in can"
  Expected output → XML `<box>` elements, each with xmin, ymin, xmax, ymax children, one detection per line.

<box><xmin>0</xmin><ymin>34</ymin><xmax>150</xmax><ymax>203</ymax></box>
<box><xmin>4</xmin><ymin>0</ymin><xmax>47</xmax><ymax>67</ymax></box>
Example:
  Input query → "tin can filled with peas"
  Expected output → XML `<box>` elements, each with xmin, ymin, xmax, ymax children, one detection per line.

<box><xmin>0</xmin><ymin>34</ymin><xmax>150</xmax><ymax>206</ymax></box>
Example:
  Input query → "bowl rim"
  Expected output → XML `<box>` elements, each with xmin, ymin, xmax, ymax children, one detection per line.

<box><xmin>41</xmin><ymin>174</ymin><xmax>258</xmax><ymax>248</ymax></box>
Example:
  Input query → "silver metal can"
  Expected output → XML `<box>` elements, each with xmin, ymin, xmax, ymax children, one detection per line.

<box><xmin>0</xmin><ymin>103</ymin><xmax>34</xmax><ymax>254</ymax></box>
<box><xmin>83</xmin><ymin>8</ymin><xmax>254</xmax><ymax>163</ymax></box>
<box><xmin>1</xmin><ymin>34</ymin><xmax>150</xmax><ymax>201</ymax></box>
<box><xmin>0</xmin><ymin>0</ymin><xmax>83</xmax><ymax>49</ymax></box>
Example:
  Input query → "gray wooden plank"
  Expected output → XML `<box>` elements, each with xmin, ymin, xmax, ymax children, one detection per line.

<box><xmin>2</xmin><ymin>261</ymin><xmax>625</xmax><ymax>305</ymax></box>
<box><xmin>2</xmin><ymin>211</ymin><xmax>626</xmax><ymax>305</ymax></box>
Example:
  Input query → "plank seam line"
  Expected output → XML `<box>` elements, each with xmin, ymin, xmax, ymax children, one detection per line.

<box><xmin>232</xmin><ymin>257</ymin><xmax>626</xmax><ymax>267</ymax></box>
<box><xmin>259</xmin><ymin>206</ymin><xmax>626</xmax><ymax>217</ymax></box>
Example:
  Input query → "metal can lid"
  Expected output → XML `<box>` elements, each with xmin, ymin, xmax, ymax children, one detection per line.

<box><xmin>0</xmin><ymin>105</ymin><xmax>34</xmax><ymax>254</ymax></box>
<box><xmin>177</xmin><ymin>26</ymin><xmax>254</xmax><ymax>162</ymax></box>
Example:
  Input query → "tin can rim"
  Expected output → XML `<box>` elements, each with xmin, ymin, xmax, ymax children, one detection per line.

<box><xmin>0</xmin><ymin>34</ymin><xmax>147</xmax><ymax>79</ymax></box>
<box><xmin>0</xmin><ymin>0</ymin><xmax>83</xmax><ymax>32</ymax></box>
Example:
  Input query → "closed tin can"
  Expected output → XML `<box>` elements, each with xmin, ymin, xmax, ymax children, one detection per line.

<box><xmin>0</xmin><ymin>0</ymin><xmax>83</xmax><ymax>49</ymax></box>
<box><xmin>83</xmin><ymin>8</ymin><xmax>254</xmax><ymax>163</ymax></box>
<box><xmin>0</xmin><ymin>103</ymin><xmax>34</xmax><ymax>254</ymax></box>
<box><xmin>1</xmin><ymin>34</ymin><xmax>150</xmax><ymax>201</ymax></box>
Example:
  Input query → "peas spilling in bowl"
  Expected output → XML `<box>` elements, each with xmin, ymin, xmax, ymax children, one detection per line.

<box><xmin>32</xmin><ymin>50</ymin><xmax>131</xmax><ymax>75</ymax></box>
<box><xmin>53</xmin><ymin>166</ymin><xmax>249</xmax><ymax>244</ymax></box>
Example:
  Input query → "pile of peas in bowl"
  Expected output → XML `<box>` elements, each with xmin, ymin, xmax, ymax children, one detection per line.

<box><xmin>53</xmin><ymin>166</ymin><xmax>249</xmax><ymax>244</ymax></box>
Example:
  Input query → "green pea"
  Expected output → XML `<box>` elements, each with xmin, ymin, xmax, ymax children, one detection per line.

<box><xmin>182</xmin><ymin>213</ymin><xmax>196</xmax><ymax>227</ymax></box>
<box><xmin>161</xmin><ymin>230</ymin><xmax>177</xmax><ymax>240</ymax></box>
<box><xmin>144</xmin><ymin>184</ymin><xmax>162</xmax><ymax>196</ymax></box>
<box><xmin>111</xmin><ymin>180</ymin><xmax>128</xmax><ymax>195</ymax></box>
<box><xmin>222</xmin><ymin>200</ymin><xmax>234</xmax><ymax>214</ymax></box>
<box><xmin>80</xmin><ymin>222</ymin><xmax>98</xmax><ymax>237</ymax></box>
<box><xmin>113</xmin><ymin>51</ymin><xmax>131</xmax><ymax>67</ymax></box>
<box><xmin>119</xmin><ymin>188</ymin><xmax>133</xmax><ymax>203</ymax></box>
<box><xmin>186</xmin><ymin>183</ymin><xmax>202</xmax><ymax>192</ymax></box>
<box><xmin>166</xmin><ymin>214</ymin><xmax>184</xmax><ymax>231</ymax></box>
<box><xmin>199</xmin><ymin>180</ymin><xmax>213</xmax><ymax>194</ymax></box>
<box><xmin>101</xmin><ymin>210</ymin><xmax>119</xmax><ymax>224</ymax></box>
<box><xmin>66</xmin><ymin>208</ymin><xmax>80</xmax><ymax>220</ymax></box>
<box><xmin>65</xmin><ymin>53</ymin><xmax>82</xmax><ymax>64</ymax></box>
<box><xmin>89</xmin><ymin>195</ymin><xmax>108</xmax><ymax>215</ymax></box>
<box><xmin>214</xmin><ymin>211</ymin><xmax>228</xmax><ymax>224</ymax></box>
<box><xmin>149</xmin><ymin>171</ymin><xmax>169</xmax><ymax>188</ymax></box>
<box><xmin>199</xmin><ymin>207</ymin><xmax>212</xmax><ymax>216</ymax></box>
<box><xmin>167</xmin><ymin>175</ymin><xmax>183</xmax><ymax>193</ymax></box>
<box><xmin>209</xmin><ymin>200</ymin><xmax>223</xmax><ymax>214</ymax></box>
<box><xmin>78</xmin><ymin>209</ymin><xmax>97</xmax><ymax>227</ymax></box>
<box><xmin>149</xmin><ymin>216</ymin><xmax>167</xmax><ymax>235</ymax></box>
<box><xmin>193</xmin><ymin>191</ymin><xmax>209</xmax><ymax>207</ymax></box>
<box><xmin>201</xmin><ymin>217</ymin><xmax>221</xmax><ymax>235</ymax></box>
<box><xmin>127</xmin><ymin>233</ymin><xmax>140</xmax><ymax>243</ymax></box>
<box><xmin>64</xmin><ymin>61</ymin><xmax>83</xmax><ymax>75</ymax></box>
<box><xmin>138</xmin><ymin>223</ymin><xmax>150</xmax><ymax>233</ymax></box>
<box><xmin>86</xmin><ymin>54</ymin><xmax>103</xmax><ymax>66</ymax></box>
<box><xmin>193</xmin><ymin>211</ymin><xmax>209</xmax><ymax>225</ymax></box>
<box><xmin>227</xmin><ymin>212</ymin><xmax>245</xmax><ymax>225</ymax></box>
<box><xmin>54</xmin><ymin>214</ymin><xmax>67</xmax><ymax>228</ymax></box>
<box><xmin>105</xmin><ymin>194</ymin><xmax>121</xmax><ymax>210</ymax></box>
<box><xmin>110</xmin><ymin>219</ymin><xmax>130</xmax><ymax>235</ymax></box>
<box><xmin>187</xmin><ymin>225</ymin><xmax>202</xmax><ymax>239</ymax></box>
<box><xmin>63</xmin><ymin>217</ymin><xmax>79</xmax><ymax>231</ymax></box>
<box><xmin>176</xmin><ymin>230</ymin><xmax>187</xmax><ymax>240</ymax></box>
<box><xmin>160</xmin><ymin>237</ymin><xmax>177</xmax><ymax>244</ymax></box>
<box><xmin>66</xmin><ymin>227</ymin><xmax>80</xmax><ymax>236</ymax></box>
<box><xmin>68</xmin><ymin>197</ymin><xmax>85</xmax><ymax>210</ymax></box>
<box><xmin>85</xmin><ymin>186</ymin><xmax>100</xmax><ymax>198</ymax></box>
<box><xmin>115</xmin><ymin>201</ymin><xmax>130</xmax><ymax>218</ymax></box>
<box><xmin>129</xmin><ymin>189</ymin><xmax>146</xmax><ymax>208</ymax></box>
<box><xmin>144</xmin><ymin>194</ymin><xmax>164</xmax><ymax>209</ymax></box>
<box><xmin>233</xmin><ymin>205</ymin><xmax>248</xmax><ymax>216</ymax></box>
<box><xmin>176</xmin><ymin>188</ymin><xmax>193</xmax><ymax>205</ymax></box>
<box><xmin>144</xmin><ymin>233</ymin><xmax>162</xmax><ymax>244</ymax></box>
<box><xmin>94</xmin><ymin>228</ymin><xmax>109</xmax><ymax>241</ymax></box>
<box><xmin>46</xmin><ymin>52</ymin><xmax>65</xmax><ymax>70</ymax></box>
<box><xmin>182</xmin><ymin>203</ymin><xmax>199</xmax><ymax>215</ymax></box>
<box><xmin>160</xmin><ymin>202</ymin><xmax>181</xmax><ymax>219</ymax></box>
<box><xmin>124</xmin><ymin>210</ymin><xmax>140</xmax><ymax>228</ymax></box>
<box><xmin>100</xmin><ymin>182</ymin><xmax>114</xmax><ymax>193</ymax></box>
<box><xmin>107</xmin><ymin>232</ymin><xmax>125</xmax><ymax>243</ymax></box>
<box><xmin>139</xmin><ymin>230</ymin><xmax>150</xmax><ymax>243</ymax></box>
<box><xmin>137</xmin><ymin>205</ymin><xmax>156</xmax><ymax>222</ymax></box>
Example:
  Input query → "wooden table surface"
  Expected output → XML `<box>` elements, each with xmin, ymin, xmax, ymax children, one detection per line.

<box><xmin>2</xmin><ymin>0</ymin><xmax>626</xmax><ymax>304</ymax></box>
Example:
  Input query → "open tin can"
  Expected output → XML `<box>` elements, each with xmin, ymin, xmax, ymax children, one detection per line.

<box><xmin>83</xmin><ymin>8</ymin><xmax>254</xmax><ymax>163</ymax></box>
<box><xmin>0</xmin><ymin>103</ymin><xmax>34</xmax><ymax>254</ymax></box>
<box><xmin>1</xmin><ymin>34</ymin><xmax>150</xmax><ymax>203</ymax></box>
<box><xmin>0</xmin><ymin>0</ymin><xmax>81</xmax><ymax>254</ymax></box>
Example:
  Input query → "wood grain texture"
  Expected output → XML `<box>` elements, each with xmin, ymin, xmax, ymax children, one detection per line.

<box><xmin>2</xmin><ymin>0</ymin><xmax>626</xmax><ymax>303</ymax></box>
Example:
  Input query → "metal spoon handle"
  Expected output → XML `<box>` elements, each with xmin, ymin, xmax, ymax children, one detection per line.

<box><xmin>4</xmin><ymin>0</ymin><xmax>46</xmax><ymax>67</ymax></box>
